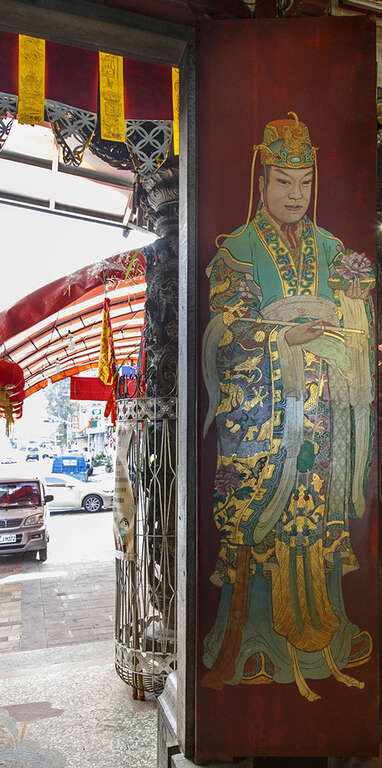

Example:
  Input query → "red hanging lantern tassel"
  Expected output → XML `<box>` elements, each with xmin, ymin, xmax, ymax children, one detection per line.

<box><xmin>0</xmin><ymin>360</ymin><xmax>25</xmax><ymax>435</ymax></box>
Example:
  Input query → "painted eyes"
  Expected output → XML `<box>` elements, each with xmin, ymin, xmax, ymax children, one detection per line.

<box><xmin>275</xmin><ymin>178</ymin><xmax>312</xmax><ymax>187</ymax></box>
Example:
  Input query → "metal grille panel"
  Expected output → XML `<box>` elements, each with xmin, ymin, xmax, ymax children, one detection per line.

<box><xmin>115</xmin><ymin>396</ymin><xmax>177</xmax><ymax>697</ymax></box>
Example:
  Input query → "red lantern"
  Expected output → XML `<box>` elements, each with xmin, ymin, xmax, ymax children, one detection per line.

<box><xmin>0</xmin><ymin>360</ymin><xmax>25</xmax><ymax>435</ymax></box>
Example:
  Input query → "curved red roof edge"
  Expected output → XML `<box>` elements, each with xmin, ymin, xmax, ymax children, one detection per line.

<box><xmin>0</xmin><ymin>249</ymin><xmax>145</xmax><ymax>347</ymax></box>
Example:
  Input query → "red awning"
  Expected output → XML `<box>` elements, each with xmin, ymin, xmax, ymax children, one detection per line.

<box><xmin>0</xmin><ymin>31</ymin><xmax>18</xmax><ymax>96</ymax></box>
<box><xmin>0</xmin><ymin>251</ymin><xmax>146</xmax><ymax>397</ymax></box>
<box><xmin>123</xmin><ymin>58</ymin><xmax>172</xmax><ymax>119</ymax></box>
<box><xmin>0</xmin><ymin>249</ymin><xmax>145</xmax><ymax>346</ymax></box>
<box><xmin>45</xmin><ymin>41</ymin><xmax>98</xmax><ymax>113</ymax></box>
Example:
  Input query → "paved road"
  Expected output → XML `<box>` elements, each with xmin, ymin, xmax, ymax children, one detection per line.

<box><xmin>0</xmin><ymin>510</ymin><xmax>115</xmax><ymax>653</ymax></box>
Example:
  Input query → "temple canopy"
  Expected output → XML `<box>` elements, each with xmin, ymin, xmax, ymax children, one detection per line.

<box><xmin>0</xmin><ymin>116</ymin><xmax>153</xmax><ymax>404</ymax></box>
<box><xmin>0</xmin><ymin>249</ymin><xmax>146</xmax><ymax>398</ymax></box>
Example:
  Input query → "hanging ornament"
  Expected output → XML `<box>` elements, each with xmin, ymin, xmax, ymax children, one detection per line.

<box><xmin>67</xmin><ymin>332</ymin><xmax>75</xmax><ymax>352</ymax></box>
<box><xmin>0</xmin><ymin>360</ymin><xmax>25</xmax><ymax>435</ymax></box>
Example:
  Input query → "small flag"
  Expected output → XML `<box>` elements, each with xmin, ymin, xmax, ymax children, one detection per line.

<box><xmin>98</xmin><ymin>297</ymin><xmax>117</xmax><ymax>426</ymax></box>
<box><xmin>18</xmin><ymin>35</ymin><xmax>45</xmax><ymax>125</ymax></box>
<box><xmin>172</xmin><ymin>67</ymin><xmax>179</xmax><ymax>156</ymax></box>
<box><xmin>99</xmin><ymin>52</ymin><xmax>125</xmax><ymax>142</ymax></box>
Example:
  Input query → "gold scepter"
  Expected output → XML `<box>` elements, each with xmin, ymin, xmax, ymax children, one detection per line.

<box><xmin>240</xmin><ymin>318</ymin><xmax>365</xmax><ymax>335</ymax></box>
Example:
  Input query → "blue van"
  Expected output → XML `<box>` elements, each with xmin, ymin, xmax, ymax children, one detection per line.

<box><xmin>51</xmin><ymin>455</ymin><xmax>88</xmax><ymax>482</ymax></box>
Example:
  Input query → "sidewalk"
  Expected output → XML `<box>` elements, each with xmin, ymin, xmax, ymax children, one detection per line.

<box><xmin>0</xmin><ymin>556</ymin><xmax>115</xmax><ymax>653</ymax></box>
<box><xmin>0</xmin><ymin>558</ymin><xmax>22</xmax><ymax>652</ymax></box>
<box><xmin>0</xmin><ymin>512</ymin><xmax>157</xmax><ymax>767</ymax></box>
<box><xmin>0</xmin><ymin>511</ymin><xmax>115</xmax><ymax>653</ymax></box>
<box><xmin>0</xmin><ymin>640</ymin><xmax>157</xmax><ymax>768</ymax></box>
<box><xmin>20</xmin><ymin>559</ymin><xmax>115</xmax><ymax>650</ymax></box>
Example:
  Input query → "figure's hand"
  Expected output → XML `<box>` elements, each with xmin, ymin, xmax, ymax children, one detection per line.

<box><xmin>285</xmin><ymin>319</ymin><xmax>325</xmax><ymax>347</ymax></box>
<box><xmin>345</xmin><ymin>277</ymin><xmax>370</xmax><ymax>301</ymax></box>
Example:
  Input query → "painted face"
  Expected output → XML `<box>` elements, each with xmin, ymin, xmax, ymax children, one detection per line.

<box><xmin>260</xmin><ymin>165</ymin><xmax>314</xmax><ymax>225</ymax></box>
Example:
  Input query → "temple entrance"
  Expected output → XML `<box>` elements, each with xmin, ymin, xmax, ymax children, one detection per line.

<box><xmin>0</xmin><ymin>20</ymin><xmax>184</xmax><ymax>764</ymax></box>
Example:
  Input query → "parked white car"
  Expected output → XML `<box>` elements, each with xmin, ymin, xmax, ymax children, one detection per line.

<box><xmin>0</xmin><ymin>473</ymin><xmax>52</xmax><ymax>560</ymax></box>
<box><xmin>44</xmin><ymin>473</ymin><xmax>113</xmax><ymax>513</ymax></box>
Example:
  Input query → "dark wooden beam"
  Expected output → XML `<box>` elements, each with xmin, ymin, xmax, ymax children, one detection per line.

<box><xmin>177</xmin><ymin>37</ymin><xmax>197</xmax><ymax>761</ymax></box>
<box><xmin>87</xmin><ymin>0</ymin><xmax>250</xmax><ymax>25</ymax></box>
<box><xmin>188</xmin><ymin>0</ymin><xmax>250</xmax><ymax>15</ymax></box>
<box><xmin>0</xmin><ymin>0</ymin><xmax>192</xmax><ymax>65</ymax></box>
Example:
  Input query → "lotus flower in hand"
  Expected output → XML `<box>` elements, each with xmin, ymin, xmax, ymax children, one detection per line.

<box><xmin>335</xmin><ymin>248</ymin><xmax>372</xmax><ymax>281</ymax></box>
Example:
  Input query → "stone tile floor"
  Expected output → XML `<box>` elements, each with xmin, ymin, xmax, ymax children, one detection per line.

<box><xmin>20</xmin><ymin>559</ymin><xmax>115</xmax><ymax>650</ymax></box>
<box><xmin>0</xmin><ymin>513</ymin><xmax>157</xmax><ymax>767</ymax></box>
<box><xmin>0</xmin><ymin>559</ymin><xmax>22</xmax><ymax>653</ymax></box>
<box><xmin>0</xmin><ymin>640</ymin><xmax>157</xmax><ymax>768</ymax></box>
<box><xmin>0</xmin><ymin>555</ymin><xmax>115</xmax><ymax>652</ymax></box>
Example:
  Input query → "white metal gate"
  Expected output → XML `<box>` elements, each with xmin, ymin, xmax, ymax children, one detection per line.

<box><xmin>114</xmin><ymin>396</ymin><xmax>177</xmax><ymax>698</ymax></box>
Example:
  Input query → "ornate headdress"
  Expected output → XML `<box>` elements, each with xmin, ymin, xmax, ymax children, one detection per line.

<box><xmin>259</xmin><ymin>112</ymin><xmax>315</xmax><ymax>169</ymax></box>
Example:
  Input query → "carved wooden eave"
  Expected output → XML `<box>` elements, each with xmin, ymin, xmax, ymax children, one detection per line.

<box><xmin>278</xmin><ymin>0</ymin><xmax>330</xmax><ymax>17</ymax></box>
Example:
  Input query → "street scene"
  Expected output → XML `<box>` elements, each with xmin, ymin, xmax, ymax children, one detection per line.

<box><xmin>0</xmin><ymin>507</ymin><xmax>156</xmax><ymax>768</ymax></box>
<box><xmin>0</xmin><ymin>507</ymin><xmax>115</xmax><ymax>654</ymax></box>
<box><xmin>0</xmin><ymin>383</ymin><xmax>157</xmax><ymax>768</ymax></box>
<box><xmin>0</xmin><ymin>60</ymin><xmax>175</xmax><ymax>765</ymax></box>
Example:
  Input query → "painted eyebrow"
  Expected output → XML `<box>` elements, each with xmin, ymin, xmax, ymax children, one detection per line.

<box><xmin>273</xmin><ymin>169</ymin><xmax>313</xmax><ymax>180</ymax></box>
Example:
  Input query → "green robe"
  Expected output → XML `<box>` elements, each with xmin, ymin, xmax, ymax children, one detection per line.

<box><xmin>202</xmin><ymin>205</ymin><xmax>374</xmax><ymax>685</ymax></box>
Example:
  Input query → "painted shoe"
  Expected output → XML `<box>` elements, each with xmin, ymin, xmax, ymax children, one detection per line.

<box><xmin>242</xmin><ymin>652</ymin><xmax>274</xmax><ymax>684</ymax></box>
<box><xmin>346</xmin><ymin>630</ymin><xmax>372</xmax><ymax>668</ymax></box>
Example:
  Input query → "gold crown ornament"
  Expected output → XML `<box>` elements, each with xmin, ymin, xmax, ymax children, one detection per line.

<box><xmin>260</xmin><ymin>111</ymin><xmax>315</xmax><ymax>169</ymax></box>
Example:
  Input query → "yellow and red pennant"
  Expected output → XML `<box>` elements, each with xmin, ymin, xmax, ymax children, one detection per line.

<box><xmin>172</xmin><ymin>66</ymin><xmax>180</xmax><ymax>156</ymax></box>
<box><xmin>99</xmin><ymin>52</ymin><xmax>125</xmax><ymax>143</ymax></box>
<box><xmin>18</xmin><ymin>34</ymin><xmax>45</xmax><ymax>125</ymax></box>
<box><xmin>98</xmin><ymin>297</ymin><xmax>117</xmax><ymax>426</ymax></box>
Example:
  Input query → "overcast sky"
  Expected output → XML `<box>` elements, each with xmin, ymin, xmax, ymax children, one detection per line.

<box><xmin>0</xmin><ymin>203</ymin><xmax>156</xmax><ymax>311</ymax></box>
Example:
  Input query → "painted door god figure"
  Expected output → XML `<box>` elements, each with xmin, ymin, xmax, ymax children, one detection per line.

<box><xmin>202</xmin><ymin>112</ymin><xmax>375</xmax><ymax>702</ymax></box>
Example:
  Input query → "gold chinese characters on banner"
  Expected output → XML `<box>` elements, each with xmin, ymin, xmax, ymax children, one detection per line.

<box><xmin>99</xmin><ymin>52</ymin><xmax>125</xmax><ymax>142</ymax></box>
<box><xmin>18</xmin><ymin>35</ymin><xmax>45</xmax><ymax>125</ymax></box>
<box><xmin>172</xmin><ymin>67</ymin><xmax>180</xmax><ymax>156</ymax></box>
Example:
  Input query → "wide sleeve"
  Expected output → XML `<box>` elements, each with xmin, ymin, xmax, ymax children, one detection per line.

<box><xmin>206</xmin><ymin>224</ymin><xmax>260</xmax><ymax>292</ymax></box>
<box><xmin>202</xmin><ymin>244</ymin><xmax>263</xmax><ymax>438</ymax></box>
<box><xmin>321</xmin><ymin>230</ymin><xmax>343</xmax><ymax>268</ymax></box>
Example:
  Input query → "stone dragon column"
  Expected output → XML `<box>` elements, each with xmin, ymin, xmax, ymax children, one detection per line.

<box><xmin>139</xmin><ymin>158</ymin><xmax>179</xmax><ymax>660</ymax></box>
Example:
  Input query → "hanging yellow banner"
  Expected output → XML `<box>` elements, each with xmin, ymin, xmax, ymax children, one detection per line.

<box><xmin>18</xmin><ymin>35</ymin><xmax>45</xmax><ymax>126</ymax></box>
<box><xmin>99</xmin><ymin>52</ymin><xmax>125</xmax><ymax>143</ymax></box>
<box><xmin>172</xmin><ymin>67</ymin><xmax>180</xmax><ymax>156</ymax></box>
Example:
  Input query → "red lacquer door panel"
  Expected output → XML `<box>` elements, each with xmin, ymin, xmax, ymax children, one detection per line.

<box><xmin>196</xmin><ymin>16</ymin><xmax>378</xmax><ymax>762</ymax></box>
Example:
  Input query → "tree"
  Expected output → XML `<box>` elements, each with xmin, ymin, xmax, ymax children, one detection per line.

<box><xmin>44</xmin><ymin>379</ymin><xmax>77</xmax><ymax>447</ymax></box>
